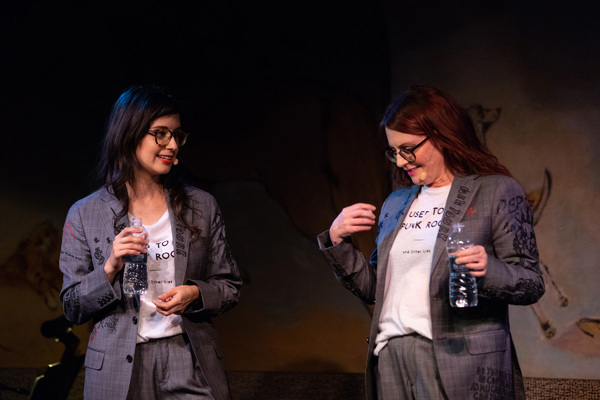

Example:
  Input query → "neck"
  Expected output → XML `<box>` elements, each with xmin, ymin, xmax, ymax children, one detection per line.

<box><xmin>426</xmin><ymin>172</ymin><xmax>454</xmax><ymax>188</ymax></box>
<box><xmin>127</xmin><ymin>174</ymin><xmax>163</xmax><ymax>200</ymax></box>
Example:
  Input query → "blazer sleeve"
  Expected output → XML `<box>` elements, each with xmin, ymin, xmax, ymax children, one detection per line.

<box><xmin>185</xmin><ymin>195</ymin><xmax>242</xmax><ymax>317</ymax></box>
<box><xmin>316</xmin><ymin>187</ymin><xmax>417</xmax><ymax>305</ymax></box>
<box><xmin>59</xmin><ymin>201</ymin><xmax>120</xmax><ymax>325</ymax></box>
<box><xmin>477</xmin><ymin>176</ymin><xmax>545</xmax><ymax>305</ymax></box>
<box><xmin>317</xmin><ymin>231</ymin><xmax>377</xmax><ymax>304</ymax></box>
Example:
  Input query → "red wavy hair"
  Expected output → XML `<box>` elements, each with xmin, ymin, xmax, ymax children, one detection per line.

<box><xmin>380</xmin><ymin>85</ymin><xmax>512</xmax><ymax>187</ymax></box>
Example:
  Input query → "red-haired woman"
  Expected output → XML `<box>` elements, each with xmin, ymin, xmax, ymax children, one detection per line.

<box><xmin>318</xmin><ymin>86</ymin><xmax>544</xmax><ymax>400</ymax></box>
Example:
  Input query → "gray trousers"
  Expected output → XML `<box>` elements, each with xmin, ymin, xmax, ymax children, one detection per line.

<box><xmin>375</xmin><ymin>333</ymin><xmax>448</xmax><ymax>400</ymax></box>
<box><xmin>126</xmin><ymin>334</ymin><xmax>214</xmax><ymax>400</ymax></box>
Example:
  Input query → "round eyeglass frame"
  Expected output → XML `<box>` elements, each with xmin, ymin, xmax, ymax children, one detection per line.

<box><xmin>147</xmin><ymin>128</ymin><xmax>189</xmax><ymax>147</ymax></box>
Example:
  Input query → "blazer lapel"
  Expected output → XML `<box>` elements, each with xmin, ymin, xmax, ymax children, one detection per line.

<box><xmin>373</xmin><ymin>186</ymin><xmax>420</xmax><ymax>315</ymax></box>
<box><xmin>430</xmin><ymin>175</ymin><xmax>481</xmax><ymax>275</ymax></box>
<box><xmin>98</xmin><ymin>188</ymin><xmax>129</xmax><ymax>237</ymax></box>
<box><xmin>377</xmin><ymin>186</ymin><xmax>420</xmax><ymax>261</ymax></box>
<box><xmin>166</xmin><ymin>192</ymin><xmax>191</xmax><ymax>285</ymax></box>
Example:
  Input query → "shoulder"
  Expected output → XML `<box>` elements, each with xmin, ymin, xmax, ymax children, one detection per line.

<box><xmin>452</xmin><ymin>174</ymin><xmax>525</xmax><ymax>194</ymax></box>
<box><xmin>182</xmin><ymin>185</ymin><xmax>222</xmax><ymax>219</ymax></box>
<box><xmin>386</xmin><ymin>185</ymin><xmax>420</xmax><ymax>201</ymax></box>
<box><xmin>382</xmin><ymin>185</ymin><xmax>420</xmax><ymax>210</ymax></box>
<box><xmin>184</xmin><ymin>185</ymin><xmax>218</xmax><ymax>206</ymax></box>
<box><xmin>474</xmin><ymin>174</ymin><xmax>517</xmax><ymax>185</ymax></box>
<box><xmin>472</xmin><ymin>175</ymin><xmax>526</xmax><ymax>195</ymax></box>
<box><xmin>68</xmin><ymin>188</ymin><xmax>114</xmax><ymax>214</ymax></box>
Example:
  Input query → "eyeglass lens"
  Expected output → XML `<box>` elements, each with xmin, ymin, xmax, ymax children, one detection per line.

<box><xmin>385</xmin><ymin>137</ymin><xmax>427</xmax><ymax>163</ymax></box>
<box><xmin>152</xmin><ymin>129</ymin><xmax>188</xmax><ymax>146</ymax></box>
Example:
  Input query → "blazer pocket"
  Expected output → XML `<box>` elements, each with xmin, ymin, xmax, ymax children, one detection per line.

<box><xmin>85</xmin><ymin>347</ymin><xmax>105</xmax><ymax>370</ymax></box>
<box><xmin>464</xmin><ymin>330</ymin><xmax>508</xmax><ymax>355</ymax></box>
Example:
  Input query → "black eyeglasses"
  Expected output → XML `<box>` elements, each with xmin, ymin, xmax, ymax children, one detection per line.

<box><xmin>147</xmin><ymin>128</ymin><xmax>189</xmax><ymax>147</ymax></box>
<box><xmin>384</xmin><ymin>137</ymin><xmax>429</xmax><ymax>163</ymax></box>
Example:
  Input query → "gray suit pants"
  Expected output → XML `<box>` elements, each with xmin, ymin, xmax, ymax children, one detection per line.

<box><xmin>126</xmin><ymin>334</ymin><xmax>214</xmax><ymax>400</ymax></box>
<box><xmin>375</xmin><ymin>333</ymin><xmax>448</xmax><ymax>400</ymax></box>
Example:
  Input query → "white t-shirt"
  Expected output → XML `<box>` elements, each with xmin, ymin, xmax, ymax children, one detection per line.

<box><xmin>135</xmin><ymin>211</ymin><xmax>183</xmax><ymax>343</ymax></box>
<box><xmin>374</xmin><ymin>184</ymin><xmax>451</xmax><ymax>355</ymax></box>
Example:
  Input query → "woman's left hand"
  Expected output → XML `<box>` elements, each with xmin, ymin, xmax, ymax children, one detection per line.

<box><xmin>454</xmin><ymin>245</ymin><xmax>488</xmax><ymax>277</ymax></box>
<box><xmin>153</xmin><ymin>285</ymin><xmax>200</xmax><ymax>316</ymax></box>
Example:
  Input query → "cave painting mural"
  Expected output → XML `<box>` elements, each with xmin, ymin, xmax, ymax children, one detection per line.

<box><xmin>468</xmin><ymin>103</ymin><xmax>599</xmax><ymax>357</ymax></box>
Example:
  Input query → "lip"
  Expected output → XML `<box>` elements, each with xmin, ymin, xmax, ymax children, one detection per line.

<box><xmin>157</xmin><ymin>154</ymin><xmax>174</xmax><ymax>164</ymax></box>
<box><xmin>405</xmin><ymin>166</ymin><xmax>418</xmax><ymax>176</ymax></box>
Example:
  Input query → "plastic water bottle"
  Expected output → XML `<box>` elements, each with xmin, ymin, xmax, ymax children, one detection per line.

<box><xmin>446</xmin><ymin>222</ymin><xmax>478</xmax><ymax>307</ymax></box>
<box><xmin>123</xmin><ymin>217</ymin><xmax>149</xmax><ymax>295</ymax></box>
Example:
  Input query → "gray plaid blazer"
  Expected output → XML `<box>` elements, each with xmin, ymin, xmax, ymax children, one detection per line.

<box><xmin>318</xmin><ymin>174</ymin><xmax>545</xmax><ymax>400</ymax></box>
<box><xmin>60</xmin><ymin>186</ymin><xmax>242</xmax><ymax>400</ymax></box>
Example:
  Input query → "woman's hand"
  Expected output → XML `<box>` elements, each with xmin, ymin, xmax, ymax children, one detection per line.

<box><xmin>104</xmin><ymin>227</ymin><xmax>148</xmax><ymax>283</ymax></box>
<box><xmin>454</xmin><ymin>245</ymin><xmax>488</xmax><ymax>277</ymax></box>
<box><xmin>329</xmin><ymin>203</ymin><xmax>376</xmax><ymax>246</ymax></box>
<box><xmin>153</xmin><ymin>285</ymin><xmax>200</xmax><ymax>316</ymax></box>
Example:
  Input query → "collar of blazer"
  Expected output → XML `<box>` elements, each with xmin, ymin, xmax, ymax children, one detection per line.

<box><xmin>377</xmin><ymin>175</ymin><xmax>482</xmax><ymax>274</ymax></box>
<box><xmin>96</xmin><ymin>187</ymin><xmax>129</xmax><ymax>236</ymax></box>
<box><xmin>430</xmin><ymin>174</ymin><xmax>482</xmax><ymax>276</ymax></box>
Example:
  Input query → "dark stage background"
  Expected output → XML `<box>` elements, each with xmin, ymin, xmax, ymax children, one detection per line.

<box><xmin>1</xmin><ymin>0</ymin><xmax>599</xmax><ymax>382</ymax></box>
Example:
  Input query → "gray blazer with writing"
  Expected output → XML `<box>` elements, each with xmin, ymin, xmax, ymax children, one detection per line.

<box><xmin>60</xmin><ymin>186</ymin><xmax>242</xmax><ymax>400</ymax></box>
<box><xmin>318</xmin><ymin>175</ymin><xmax>545</xmax><ymax>400</ymax></box>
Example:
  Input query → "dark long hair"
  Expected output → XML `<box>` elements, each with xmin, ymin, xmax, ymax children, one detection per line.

<box><xmin>380</xmin><ymin>85</ymin><xmax>512</xmax><ymax>187</ymax></box>
<box><xmin>97</xmin><ymin>85</ymin><xmax>199</xmax><ymax>236</ymax></box>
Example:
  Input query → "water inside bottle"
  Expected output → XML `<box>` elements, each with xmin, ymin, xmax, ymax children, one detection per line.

<box><xmin>449</xmin><ymin>256</ymin><xmax>478</xmax><ymax>307</ymax></box>
<box><xmin>123</xmin><ymin>253</ymin><xmax>148</xmax><ymax>295</ymax></box>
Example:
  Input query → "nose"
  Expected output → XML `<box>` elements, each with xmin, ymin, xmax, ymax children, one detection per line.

<box><xmin>166</xmin><ymin>136</ymin><xmax>179</xmax><ymax>151</ymax></box>
<box><xmin>395</xmin><ymin>156</ymin><xmax>408</xmax><ymax>169</ymax></box>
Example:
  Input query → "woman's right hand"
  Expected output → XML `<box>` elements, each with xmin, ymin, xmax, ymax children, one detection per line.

<box><xmin>104</xmin><ymin>227</ymin><xmax>148</xmax><ymax>283</ymax></box>
<box><xmin>329</xmin><ymin>203</ymin><xmax>376</xmax><ymax>246</ymax></box>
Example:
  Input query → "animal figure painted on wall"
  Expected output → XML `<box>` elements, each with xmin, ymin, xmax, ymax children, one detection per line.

<box><xmin>0</xmin><ymin>221</ymin><xmax>63</xmax><ymax>310</ymax></box>
<box><xmin>468</xmin><ymin>104</ymin><xmax>600</xmax><ymax>347</ymax></box>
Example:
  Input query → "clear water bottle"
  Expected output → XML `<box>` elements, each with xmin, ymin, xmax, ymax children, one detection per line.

<box><xmin>123</xmin><ymin>217</ymin><xmax>149</xmax><ymax>295</ymax></box>
<box><xmin>446</xmin><ymin>222</ymin><xmax>478</xmax><ymax>307</ymax></box>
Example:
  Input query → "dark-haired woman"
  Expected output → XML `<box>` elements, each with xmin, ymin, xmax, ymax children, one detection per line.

<box><xmin>318</xmin><ymin>86</ymin><xmax>544</xmax><ymax>400</ymax></box>
<box><xmin>60</xmin><ymin>85</ymin><xmax>242</xmax><ymax>400</ymax></box>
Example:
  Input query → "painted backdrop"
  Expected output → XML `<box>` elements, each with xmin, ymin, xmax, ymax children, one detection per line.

<box><xmin>1</xmin><ymin>0</ymin><xmax>598</xmax><ymax>381</ymax></box>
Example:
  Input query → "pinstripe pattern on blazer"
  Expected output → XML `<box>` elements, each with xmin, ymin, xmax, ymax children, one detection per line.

<box><xmin>60</xmin><ymin>185</ymin><xmax>242</xmax><ymax>400</ymax></box>
<box><xmin>318</xmin><ymin>174</ymin><xmax>545</xmax><ymax>400</ymax></box>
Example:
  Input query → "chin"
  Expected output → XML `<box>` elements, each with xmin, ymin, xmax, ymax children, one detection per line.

<box><xmin>409</xmin><ymin>175</ymin><xmax>425</xmax><ymax>185</ymax></box>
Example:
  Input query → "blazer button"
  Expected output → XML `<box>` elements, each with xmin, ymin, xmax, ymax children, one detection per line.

<box><xmin>366</xmin><ymin>337</ymin><xmax>370</xmax><ymax>344</ymax></box>
<box><xmin>126</xmin><ymin>355</ymin><xmax>133</xmax><ymax>363</ymax></box>
<box><xmin>132</xmin><ymin>316</ymin><xmax>138</xmax><ymax>325</ymax></box>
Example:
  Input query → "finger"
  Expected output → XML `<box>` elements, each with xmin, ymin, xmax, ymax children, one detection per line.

<box><xmin>466</xmin><ymin>262</ymin><xmax>486</xmax><ymax>272</ymax></box>
<box><xmin>470</xmin><ymin>269</ymin><xmax>486</xmax><ymax>278</ymax></box>
<box><xmin>158</xmin><ymin>288</ymin><xmax>177</xmax><ymax>301</ymax></box>
<box><xmin>154</xmin><ymin>298</ymin><xmax>173</xmax><ymax>308</ymax></box>
<box><xmin>348</xmin><ymin>203</ymin><xmax>376</xmax><ymax>211</ymax></box>
<box><xmin>154</xmin><ymin>306</ymin><xmax>171</xmax><ymax>316</ymax></box>
<box><xmin>347</xmin><ymin>224</ymin><xmax>375</xmax><ymax>234</ymax></box>
<box><xmin>118</xmin><ymin>236</ymin><xmax>148</xmax><ymax>252</ymax></box>
<box><xmin>348</xmin><ymin>206</ymin><xmax>376</xmax><ymax>219</ymax></box>
<box><xmin>349</xmin><ymin>214</ymin><xmax>375</xmax><ymax>225</ymax></box>
<box><xmin>121</xmin><ymin>235</ymin><xmax>149</xmax><ymax>245</ymax></box>
<box><xmin>116</xmin><ymin>227</ymin><xmax>141</xmax><ymax>239</ymax></box>
<box><xmin>153</xmin><ymin>299</ymin><xmax>175</xmax><ymax>315</ymax></box>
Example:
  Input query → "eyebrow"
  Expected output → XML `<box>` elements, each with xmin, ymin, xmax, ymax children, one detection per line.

<box><xmin>149</xmin><ymin>126</ymin><xmax>182</xmax><ymax>130</ymax></box>
<box><xmin>387</xmin><ymin>143</ymin><xmax>418</xmax><ymax>150</ymax></box>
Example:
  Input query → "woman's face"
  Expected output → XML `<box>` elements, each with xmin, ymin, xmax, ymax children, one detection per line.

<box><xmin>385</xmin><ymin>127</ymin><xmax>454</xmax><ymax>187</ymax></box>
<box><xmin>135</xmin><ymin>114</ymin><xmax>180</xmax><ymax>181</ymax></box>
